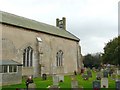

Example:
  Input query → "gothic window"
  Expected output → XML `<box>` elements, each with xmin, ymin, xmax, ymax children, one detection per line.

<box><xmin>56</xmin><ymin>50</ymin><xmax>63</xmax><ymax>67</ymax></box>
<box><xmin>23</xmin><ymin>46</ymin><xmax>33</xmax><ymax>67</ymax></box>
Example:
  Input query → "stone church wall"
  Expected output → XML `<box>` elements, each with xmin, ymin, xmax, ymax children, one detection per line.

<box><xmin>2</xmin><ymin>23</ymin><xmax>81</xmax><ymax>77</ymax></box>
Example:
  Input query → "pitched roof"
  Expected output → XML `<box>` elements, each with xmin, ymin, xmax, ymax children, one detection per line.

<box><xmin>0</xmin><ymin>60</ymin><xmax>22</xmax><ymax>65</ymax></box>
<box><xmin>0</xmin><ymin>11</ymin><xmax>80</xmax><ymax>41</ymax></box>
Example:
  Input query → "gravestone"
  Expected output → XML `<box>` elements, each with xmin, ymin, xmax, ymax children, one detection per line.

<box><xmin>28</xmin><ymin>83</ymin><xmax>36</xmax><ymax>89</ymax></box>
<box><xmin>101</xmin><ymin>78</ymin><xmax>108</xmax><ymax>88</ymax></box>
<box><xmin>53</xmin><ymin>75</ymin><xmax>59</xmax><ymax>86</ymax></box>
<box><xmin>74</xmin><ymin>70</ymin><xmax>77</xmax><ymax>75</ymax></box>
<box><xmin>58</xmin><ymin>75</ymin><xmax>64</xmax><ymax>82</ymax></box>
<box><xmin>71</xmin><ymin>75</ymin><xmax>77</xmax><ymax>81</ymax></box>
<box><xmin>71</xmin><ymin>80</ymin><xmax>78</xmax><ymax>88</ymax></box>
<box><xmin>82</xmin><ymin>74</ymin><xmax>89</xmax><ymax>80</ymax></box>
<box><xmin>109</xmin><ymin>69</ymin><xmax>113</xmax><ymax>77</ymax></box>
<box><xmin>87</xmin><ymin>69</ymin><xmax>92</xmax><ymax>77</ymax></box>
<box><xmin>93</xmin><ymin>80</ymin><xmax>100</xmax><ymax>90</ymax></box>
<box><xmin>96</xmin><ymin>72</ymin><xmax>102</xmax><ymax>80</ymax></box>
<box><xmin>49</xmin><ymin>85</ymin><xmax>59</xmax><ymax>90</ymax></box>
<box><xmin>103</xmin><ymin>70</ymin><xmax>108</xmax><ymax>78</ymax></box>
<box><xmin>117</xmin><ymin>69</ymin><xmax>120</xmax><ymax>75</ymax></box>
<box><xmin>111</xmin><ymin>73</ymin><xmax>117</xmax><ymax>80</ymax></box>
<box><xmin>42</xmin><ymin>73</ymin><xmax>47</xmax><ymax>80</ymax></box>
<box><xmin>116</xmin><ymin>81</ymin><xmax>120</xmax><ymax>90</ymax></box>
<box><xmin>71</xmin><ymin>75</ymin><xmax>78</xmax><ymax>88</ymax></box>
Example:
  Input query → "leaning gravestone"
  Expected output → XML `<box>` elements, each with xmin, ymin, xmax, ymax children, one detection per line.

<box><xmin>116</xmin><ymin>80</ymin><xmax>120</xmax><ymax>90</ymax></box>
<box><xmin>101</xmin><ymin>78</ymin><xmax>108</xmax><ymax>88</ymax></box>
<box><xmin>53</xmin><ymin>75</ymin><xmax>59</xmax><ymax>86</ymax></box>
<box><xmin>93</xmin><ymin>80</ymin><xmax>100</xmax><ymax>90</ymax></box>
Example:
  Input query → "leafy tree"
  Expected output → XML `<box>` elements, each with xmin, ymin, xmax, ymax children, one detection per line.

<box><xmin>83</xmin><ymin>53</ymin><xmax>101</xmax><ymax>69</ymax></box>
<box><xmin>102</xmin><ymin>36</ymin><xmax>120</xmax><ymax>65</ymax></box>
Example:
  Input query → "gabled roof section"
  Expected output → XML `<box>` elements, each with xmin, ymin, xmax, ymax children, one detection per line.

<box><xmin>0</xmin><ymin>11</ymin><xmax>80</xmax><ymax>41</ymax></box>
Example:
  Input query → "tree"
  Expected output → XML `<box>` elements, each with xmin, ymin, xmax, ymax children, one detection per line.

<box><xmin>83</xmin><ymin>53</ymin><xmax>101</xmax><ymax>69</ymax></box>
<box><xmin>102</xmin><ymin>36</ymin><xmax>120</xmax><ymax>65</ymax></box>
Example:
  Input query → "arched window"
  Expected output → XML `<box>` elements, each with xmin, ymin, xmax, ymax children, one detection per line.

<box><xmin>23</xmin><ymin>46</ymin><xmax>33</xmax><ymax>67</ymax></box>
<box><xmin>56</xmin><ymin>50</ymin><xmax>63</xmax><ymax>67</ymax></box>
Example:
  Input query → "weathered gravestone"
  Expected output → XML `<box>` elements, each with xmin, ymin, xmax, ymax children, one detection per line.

<box><xmin>93</xmin><ymin>80</ymin><xmax>101</xmax><ymax>90</ymax></box>
<box><xmin>103</xmin><ymin>70</ymin><xmax>108</xmax><ymax>78</ymax></box>
<box><xmin>28</xmin><ymin>83</ymin><xmax>36</xmax><ymax>89</ymax></box>
<box><xmin>42</xmin><ymin>73</ymin><xmax>47</xmax><ymax>80</ymax></box>
<box><xmin>71</xmin><ymin>80</ymin><xmax>79</xmax><ymax>88</ymax></box>
<box><xmin>87</xmin><ymin>70</ymin><xmax>92</xmax><ymax>78</ymax></box>
<box><xmin>116</xmin><ymin>80</ymin><xmax>120</xmax><ymax>90</ymax></box>
<box><xmin>111</xmin><ymin>73</ymin><xmax>117</xmax><ymax>80</ymax></box>
<box><xmin>49</xmin><ymin>85</ymin><xmax>59</xmax><ymax>90</ymax></box>
<box><xmin>58</xmin><ymin>75</ymin><xmax>64</xmax><ymax>82</ymax></box>
<box><xmin>96</xmin><ymin>72</ymin><xmax>102</xmax><ymax>80</ymax></box>
<box><xmin>101</xmin><ymin>78</ymin><xmax>108</xmax><ymax>88</ymax></box>
<box><xmin>71</xmin><ymin>75</ymin><xmax>78</xmax><ymax>88</ymax></box>
<box><xmin>117</xmin><ymin>69</ymin><xmax>120</xmax><ymax>75</ymax></box>
<box><xmin>53</xmin><ymin>75</ymin><xmax>59</xmax><ymax>86</ymax></box>
<box><xmin>82</xmin><ymin>74</ymin><xmax>89</xmax><ymax>80</ymax></box>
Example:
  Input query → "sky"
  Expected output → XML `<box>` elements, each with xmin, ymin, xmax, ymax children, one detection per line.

<box><xmin>0</xmin><ymin>0</ymin><xmax>119</xmax><ymax>55</ymax></box>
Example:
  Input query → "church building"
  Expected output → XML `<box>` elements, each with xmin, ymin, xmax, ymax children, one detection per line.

<box><xmin>0</xmin><ymin>11</ymin><xmax>82</xmax><ymax>85</ymax></box>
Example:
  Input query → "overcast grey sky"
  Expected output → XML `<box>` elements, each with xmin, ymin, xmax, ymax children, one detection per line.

<box><xmin>0</xmin><ymin>0</ymin><xmax>118</xmax><ymax>55</ymax></box>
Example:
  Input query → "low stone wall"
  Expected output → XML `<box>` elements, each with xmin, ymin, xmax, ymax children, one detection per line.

<box><xmin>0</xmin><ymin>66</ymin><xmax>22</xmax><ymax>86</ymax></box>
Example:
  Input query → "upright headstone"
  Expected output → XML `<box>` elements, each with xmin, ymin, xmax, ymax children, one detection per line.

<box><xmin>58</xmin><ymin>75</ymin><xmax>64</xmax><ymax>82</ymax></box>
<box><xmin>49</xmin><ymin>85</ymin><xmax>59</xmax><ymax>90</ymax></box>
<box><xmin>96</xmin><ymin>72</ymin><xmax>102</xmax><ymax>80</ymax></box>
<box><xmin>112</xmin><ymin>73</ymin><xmax>117</xmax><ymax>80</ymax></box>
<box><xmin>71</xmin><ymin>75</ymin><xmax>78</xmax><ymax>88</ymax></box>
<box><xmin>116</xmin><ymin>81</ymin><xmax>120</xmax><ymax>90</ymax></box>
<box><xmin>82</xmin><ymin>74</ymin><xmax>89</xmax><ymax>80</ymax></box>
<box><xmin>28</xmin><ymin>83</ymin><xmax>36</xmax><ymax>89</ymax></box>
<box><xmin>101</xmin><ymin>78</ymin><xmax>108</xmax><ymax>88</ymax></box>
<box><xmin>93</xmin><ymin>80</ymin><xmax>100</xmax><ymax>90</ymax></box>
<box><xmin>103</xmin><ymin>70</ymin><xmax>108</xmax><ymax>78</ymax></box>
<box><xmin>87</xmin><ymin>69</ymin><xmax>92</xmax><ymax>78</ymax></box>
<box><xmin>42</xmin><ymin>73</ymin><xmax>47</xmax><ymax>80</ymax></box>
<box><xmin>53</xmin><ymin>75</ymin><xmax>59</xmax><ymax>86</ymax></box>
<box><xmin>117</xmin><ymin>69</ymin><xmax>120</xmax><ymax>75</ymax></box>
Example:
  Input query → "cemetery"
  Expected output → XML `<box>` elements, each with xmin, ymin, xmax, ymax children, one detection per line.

<box><xmin>1</xmin><ymin>68</ymin><xmax>120</xmax><ymax>90</ymax></box>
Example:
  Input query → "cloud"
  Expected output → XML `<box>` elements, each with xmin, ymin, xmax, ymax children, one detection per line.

<box><xmin>0</xmin><ymin>0</ymin><xmax>118</xmax><ymax>55</ymax></box>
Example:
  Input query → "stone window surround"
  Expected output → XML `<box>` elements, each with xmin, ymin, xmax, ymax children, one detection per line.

<box><xmin>23</xmin><ymin>46</ymin><xmax>33</xmax><ymax>67</ymax></box>
<box><xmin>56</xmin><ymin>50</ymin><xmax>63</xmax><ymax>67</ymax></box>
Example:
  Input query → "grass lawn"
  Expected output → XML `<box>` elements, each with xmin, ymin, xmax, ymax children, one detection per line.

<box><xmin>1</xmin><ymin>71</ymin><xmax>116</xmax><ymax>90</ymax></box>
